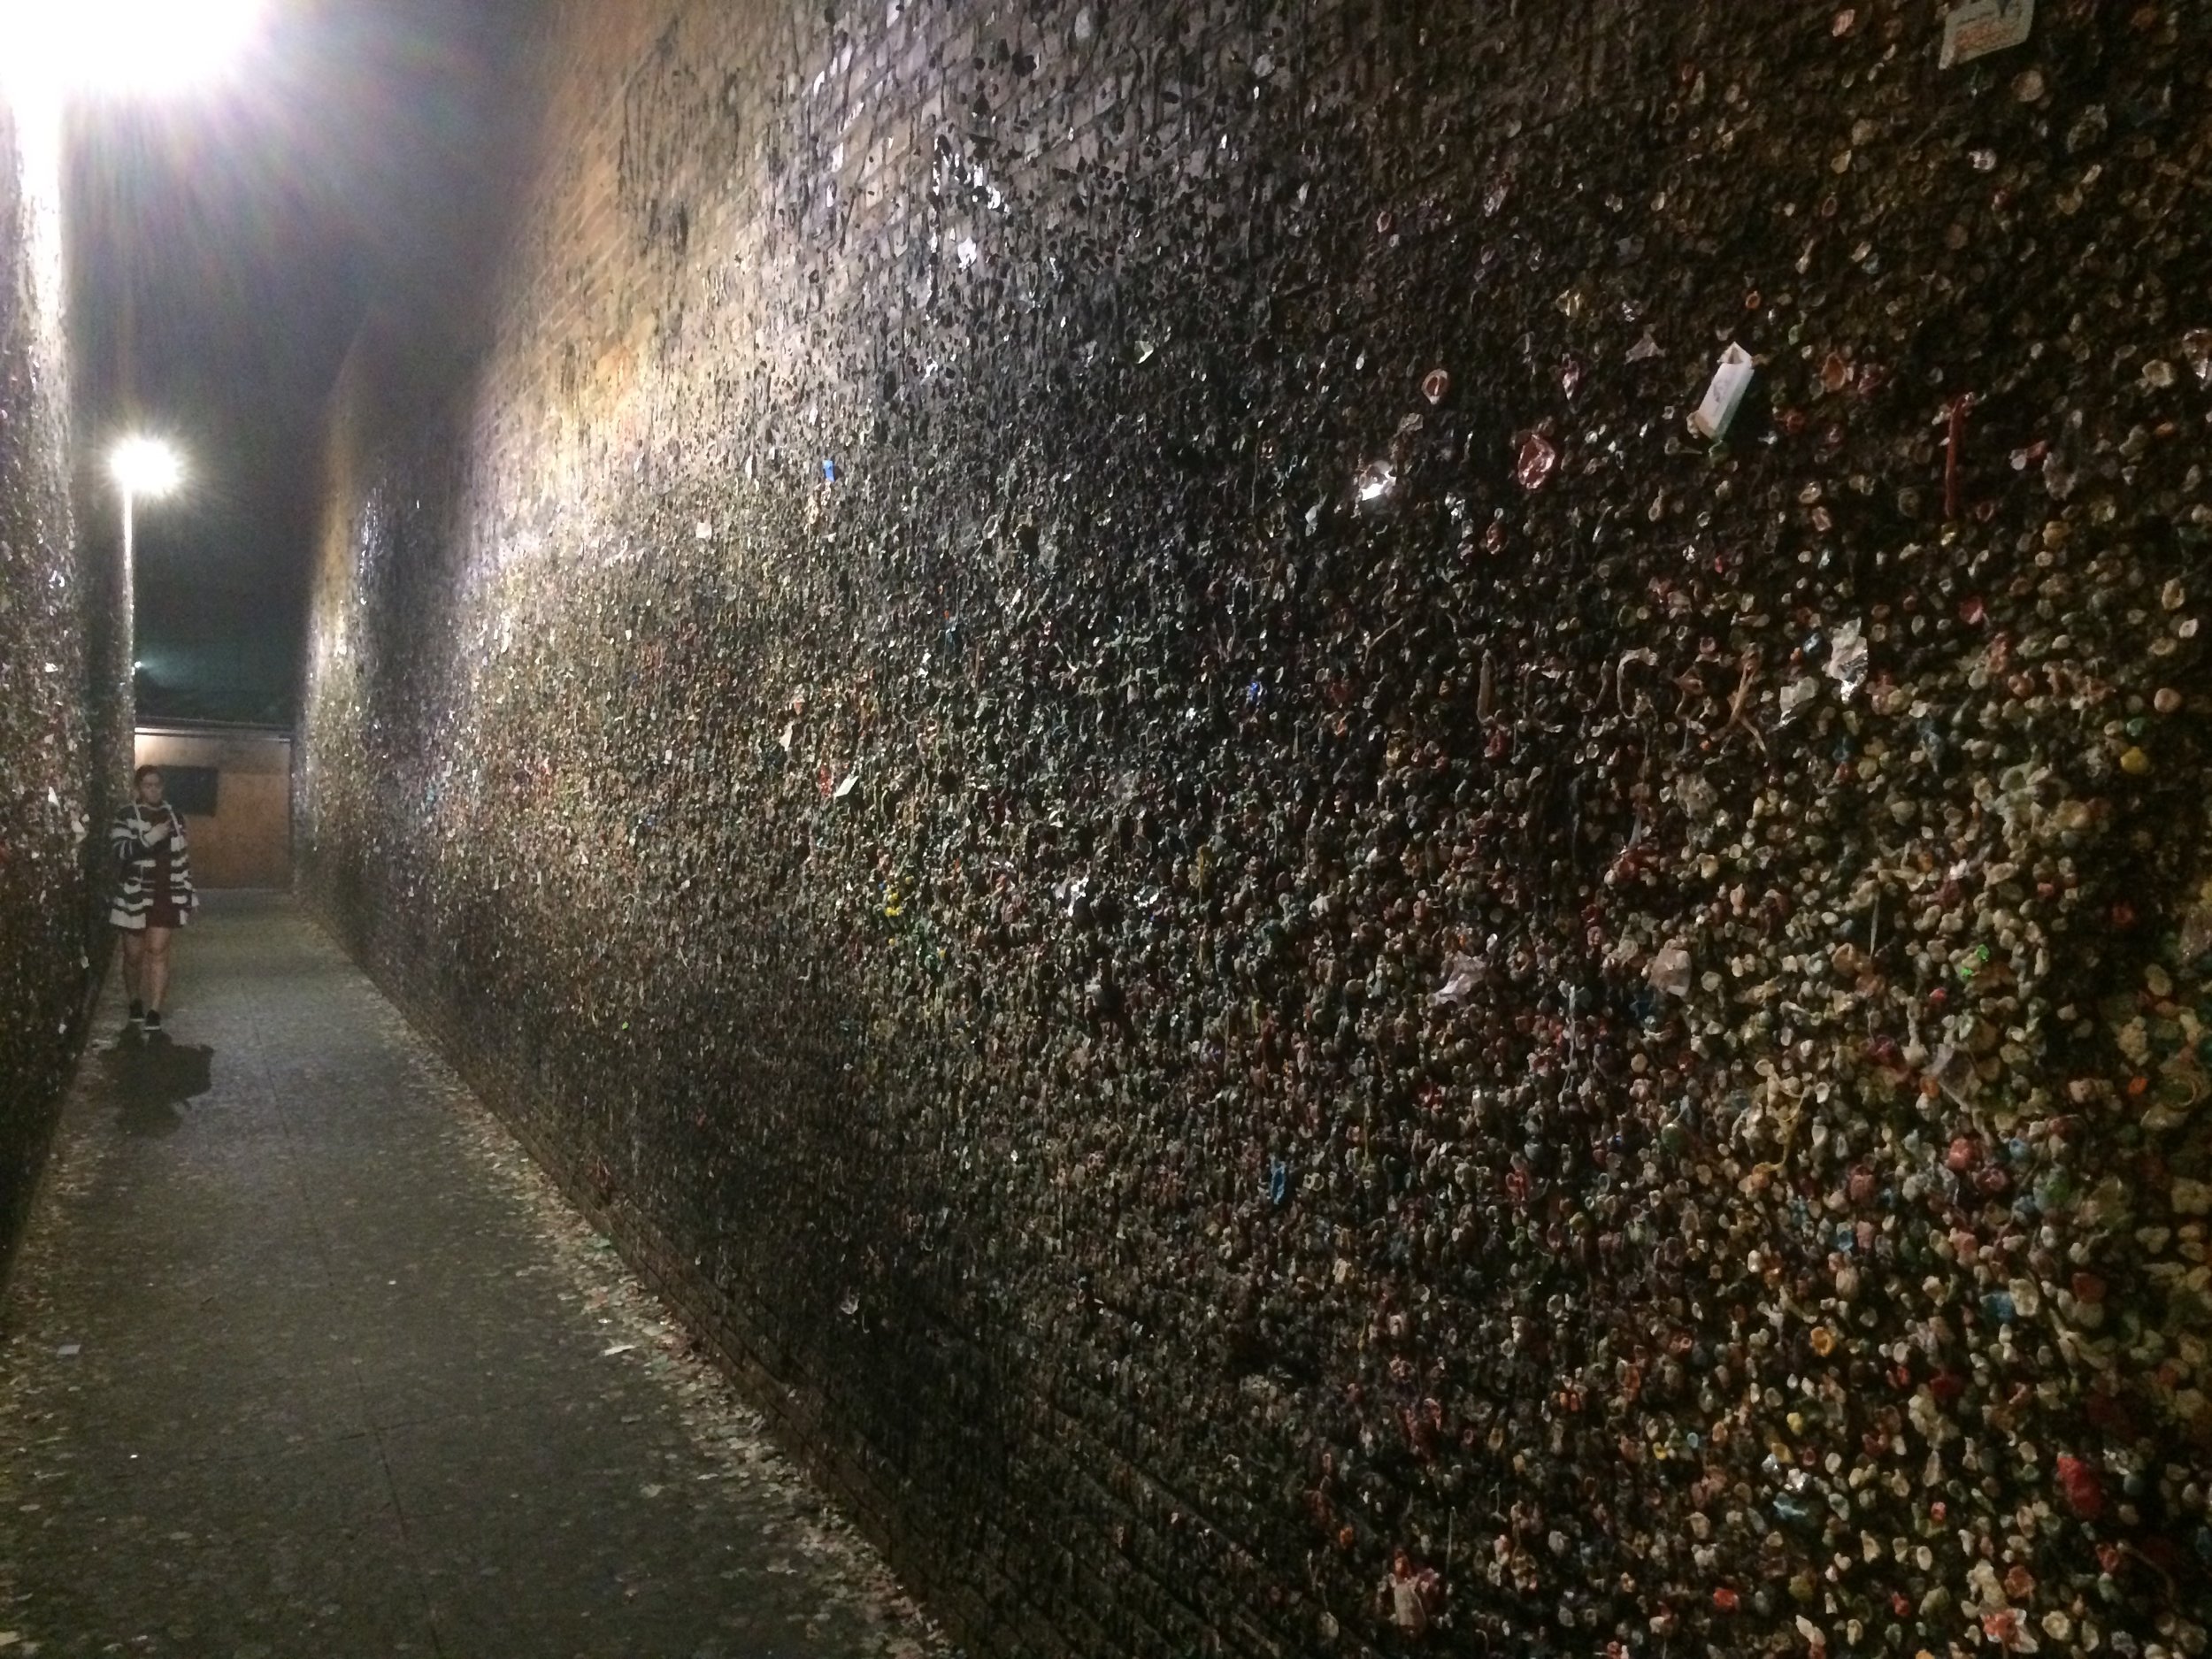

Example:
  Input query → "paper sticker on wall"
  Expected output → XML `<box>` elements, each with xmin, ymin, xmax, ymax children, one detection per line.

<box><xmin>1689</xmin><ymin>343</ymin><xmax>1755</xmax><ymax>440</ymax></box>
<box><xmin>1939</xmin><ymin>0</ymin><xmax>2033</xmax><ymax>68</ymax></box>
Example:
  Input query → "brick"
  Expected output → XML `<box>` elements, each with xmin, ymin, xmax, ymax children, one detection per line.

<box><xmin>303</xmin><ymin>3</ymin><xmax>2212</xmax><ymax>1656</ymax></box>
<box><xmin>0</xmin><ymin>94</ymin><xmax>127</xmax><ymax>1277</ymax></box>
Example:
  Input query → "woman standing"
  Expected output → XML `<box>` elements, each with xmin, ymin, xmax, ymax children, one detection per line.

<box><xmin>110</xmin><ymin>764</ymin><xmax>196</xmax><ymax>1032</ymax></box>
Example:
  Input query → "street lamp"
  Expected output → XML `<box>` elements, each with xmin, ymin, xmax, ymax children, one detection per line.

<box><xmin>0</xmin><ymin>0</ymin><xmax>268</xmax><ymax>98</ymax></box>
<box><xmin>111</xmin><ymin>434</ymin><xmax>181</xmax><ymax>625</ymax></box>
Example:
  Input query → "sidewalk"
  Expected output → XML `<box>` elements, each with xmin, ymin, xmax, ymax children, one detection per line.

<box><xmin>0</xmin><ymin>893</ymin><xmax>947</xmax><ymax>1658</ymax></box>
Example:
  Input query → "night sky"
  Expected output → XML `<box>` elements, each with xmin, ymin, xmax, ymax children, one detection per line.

<box><xmin>68</xmin><ymin>0</ymin><xmax>526</xmax><ymax>726</ymax></box>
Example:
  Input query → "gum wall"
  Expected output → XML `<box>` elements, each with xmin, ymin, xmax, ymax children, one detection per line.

<box><xmin>301</xmin><ymin>4</ymin><xmax>2212</xmax><ymax>1655</ymax></box>
<box><xmin>0</xmin><ymin>90</ymin><xmax>113</xmax><ymax>1271</ymax></box>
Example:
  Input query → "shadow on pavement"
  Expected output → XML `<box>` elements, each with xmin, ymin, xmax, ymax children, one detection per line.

<box><xmin>97</xmin><ymin>1033</ymin><xmax>216</xmax><ymax>1136</ymax></box>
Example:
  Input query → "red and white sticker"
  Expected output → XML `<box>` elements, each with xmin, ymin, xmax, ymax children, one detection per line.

<box><xmin>1940</xmin><ymin>0</ymin><xmax>2034</xmax><ymax>68</ymax></box>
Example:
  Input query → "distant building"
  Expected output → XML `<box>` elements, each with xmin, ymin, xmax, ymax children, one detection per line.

<box><xmin>133</xmin><ymin>723</ymin><xmax>291</xmax><ymax>889</ymax></box>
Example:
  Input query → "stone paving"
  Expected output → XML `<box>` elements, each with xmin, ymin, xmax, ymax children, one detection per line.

<box><xmin>0</xmin><ymin>893</ymin><xmax>951</xmax><ymax>1658</ymax></box>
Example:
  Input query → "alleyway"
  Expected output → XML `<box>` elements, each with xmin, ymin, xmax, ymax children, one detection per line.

<box><xmin>0</xmin><ymin>895</ymin><xmax>945</xmax><ymax>1658</ymax></box>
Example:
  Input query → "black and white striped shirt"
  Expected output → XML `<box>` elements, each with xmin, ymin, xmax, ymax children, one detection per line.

<box><xmin>109</xmin><ymin>803</ymin><xmax>196</xmax><ymax>930</ymax></box>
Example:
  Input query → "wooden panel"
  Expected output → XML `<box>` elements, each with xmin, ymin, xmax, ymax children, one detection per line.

<box><xmin>133</xmin><ymin>733</ymin><xmax>293</xmax><ymax>888</ymax></box>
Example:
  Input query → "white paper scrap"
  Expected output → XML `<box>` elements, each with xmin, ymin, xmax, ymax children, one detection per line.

<box><xmin>1940</xmin><ymin>0</ymin><xmax>2033</xmax><ymax>68</ymax></box>
<box><xmin>1690</xmin><ymin>343</ymin><xmax>1756</xmax><ymax>441</ymax></box>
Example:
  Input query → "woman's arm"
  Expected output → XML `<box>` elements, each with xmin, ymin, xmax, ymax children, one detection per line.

<box><xmin>111</xmin><ymin>811</ymin><xmax>142</xmax><ymax>869</ymax></box>
<box><xmin>173</xmin><ymin>814</ymin><xmax>197</xmax><ymax>908</ymax></box>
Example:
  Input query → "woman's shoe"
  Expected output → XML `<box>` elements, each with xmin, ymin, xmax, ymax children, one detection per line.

<box><xmin>127</xmin><ymin>1000</ymin><xmax>145</xmax><ymax>1027</ymax></box>
<box><xmin>143</xmin><ymin>1010</ymin><xmax>164</xmax><ymax>1033</ymax></box>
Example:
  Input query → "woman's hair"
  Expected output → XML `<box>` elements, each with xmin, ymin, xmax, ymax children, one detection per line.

<box><xmin>134</xmin><ymin>764</ymin><xmax>162</xmax><ymax>786</ymax></box>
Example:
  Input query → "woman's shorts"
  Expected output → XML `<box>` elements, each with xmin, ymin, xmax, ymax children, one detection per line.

<box><xmin>144</xmin><ymin>902</ymin><xmax>188</xmax><ymax>930</ymax></box>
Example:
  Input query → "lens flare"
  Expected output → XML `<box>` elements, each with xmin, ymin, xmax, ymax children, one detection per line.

<box><xmin>0</xmin><ymin>0</ymin><xmax>266</xmax><ymax>98</ymax></box>
<box><xmin>111</xmin><ymin>435</ymin><xmax>183</xmax><ymax>495</ymax></box>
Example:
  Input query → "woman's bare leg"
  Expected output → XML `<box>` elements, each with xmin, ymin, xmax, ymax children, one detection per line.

<box><xmin>120</xmin><ymin>930</ymin><xmax>145</xmax><ymax>1003</ymax></box>
<box><xmin>143</xmin><ymin>927</ymin><xmax>173</xmax><ymax>1012</ymax></box>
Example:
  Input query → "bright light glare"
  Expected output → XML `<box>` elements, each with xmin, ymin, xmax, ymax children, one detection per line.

<box><xmin>0</xmin><ymin>0</ymin><xmax>265</xmax><ymax>97</ymax></box>
<box><xmin>111</xmin><ymin>436</ymin><xmax>182</xmax><ymax>496</ymax></box>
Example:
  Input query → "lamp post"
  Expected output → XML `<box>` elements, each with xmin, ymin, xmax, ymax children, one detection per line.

<box><xmin>110</xmin><ymin>435</ymin><xmax>181</xmax><ymax>660</ymax></box>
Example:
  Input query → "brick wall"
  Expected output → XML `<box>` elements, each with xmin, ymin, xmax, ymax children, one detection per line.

<box><xmin>303</xmin><ymin>4</ymin><xmax>2212</xmax><ymax>1654</ymax></box>
<box><xmin>0</xmin><ymin>86</ymin><xmax>121</xmax><ymax>1273</ymax></box>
